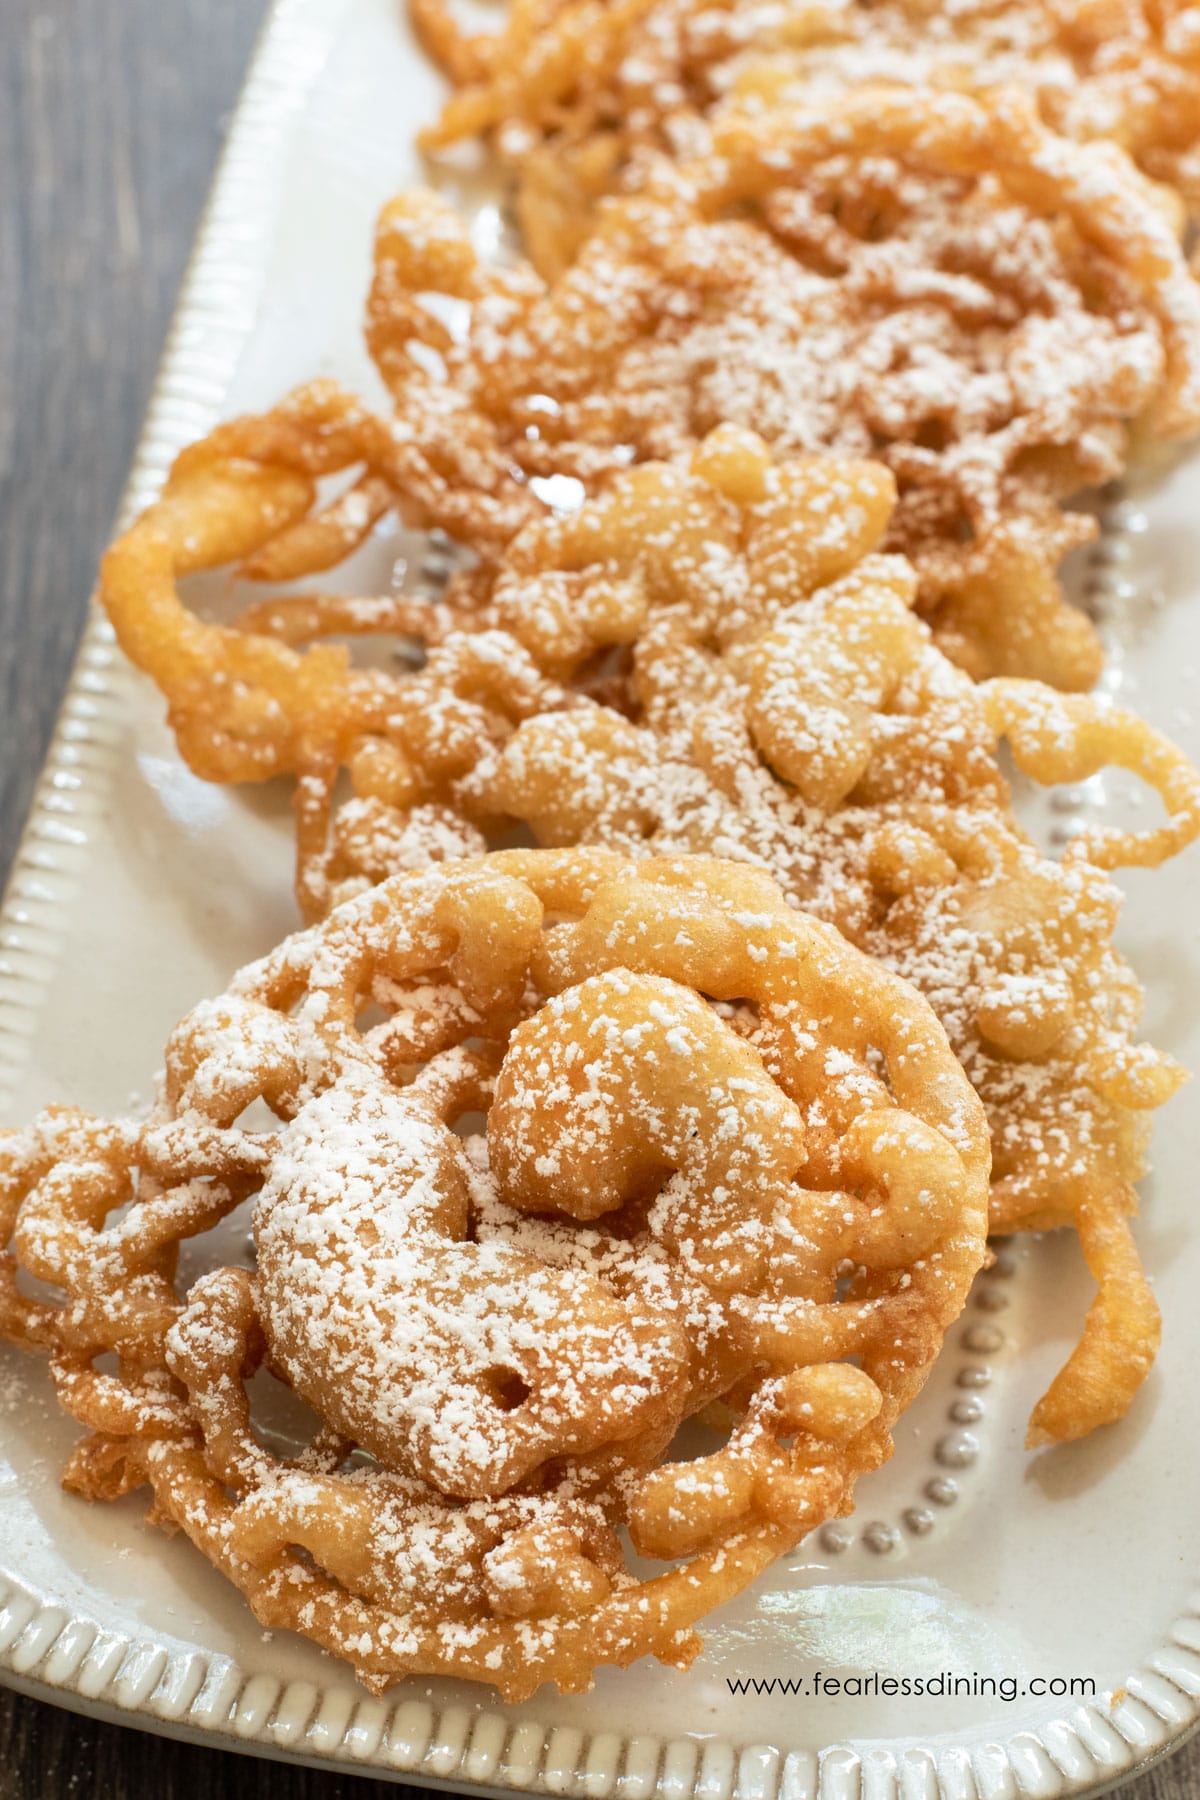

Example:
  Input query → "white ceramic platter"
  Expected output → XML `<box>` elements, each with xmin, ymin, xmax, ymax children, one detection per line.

<box><xmin>4</xmin><ymin>0</ymin><xmax>1200</xmax><ymax>1792</ymax></box>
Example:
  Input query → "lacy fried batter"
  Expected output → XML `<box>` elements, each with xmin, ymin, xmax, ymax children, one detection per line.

<box><xmin>0</xmin><ymin>852</ymin><xmax>989</xmax><ymax>1697</ymax></box>
<box><xmin>367</xmin><ymin>89</ymin><xmax>1200</xmax><ymax>687</ymax></box>
<box><xmin>413</xmin><ymin>0</ymin><xmax>1200</xmax><ymax>267</ymax></box>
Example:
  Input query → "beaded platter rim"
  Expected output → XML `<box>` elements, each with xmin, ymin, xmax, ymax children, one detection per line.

<box><xmin>3</xmin><ymin>0</ymin><xmax>1200</xmax><ymax>1792</ymax></box>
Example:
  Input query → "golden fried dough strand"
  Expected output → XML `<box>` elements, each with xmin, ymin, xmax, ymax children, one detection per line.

<box><xmin>1023</xmin><ymin>1185</ymin><xmax>1163</xmax><ymax>1447</ymax></box>
<box><xmin>0</xmin><ymin>1107</ymin><xmax>267</xmax><ymax>1435</ymax></box>
<box><xmin>98</xmin><ymin>390</ymin><xmax>565</xmax><ymax>915</ymax></box>
<box><xmin>98</xmin><ymin>377</ymin><xmax>539</xmax><ymax>773</ymax></box>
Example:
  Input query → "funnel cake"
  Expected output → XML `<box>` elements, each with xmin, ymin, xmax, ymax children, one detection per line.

<box><xmin>368</xmin><ymin>86</ymin><xmax>1200</xmax><ymax>687</ymax></box>
<box><xmin>0</xmin><ymin>851</ymin><xmax>989</xmax><ymax>1697</ymax></box>
<box><xmin>413</xmin><ymin>0</ymin><xmax>1200</xmax><ymax>270</ymax></box>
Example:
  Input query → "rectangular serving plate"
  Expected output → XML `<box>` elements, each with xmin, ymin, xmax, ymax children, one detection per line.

<box><xmin>3</xmin><ymin>0</ymin><xmax>1200</xmax><ymax>1793</ymax></box>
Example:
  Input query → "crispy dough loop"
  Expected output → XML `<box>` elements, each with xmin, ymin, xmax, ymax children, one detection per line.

<box><xmin>0</xmin><ymin>1109</ymin><xmax>265</xmax><ymax>1438</ymax></box>
<box><xmin>982</xmin><ymin>678</ymin><xmax>1200</xmax><ymax>869</ymax></box>
<box><xmin>100</xmin><ymin>418</ymin><xmax>392</xmax><ymax>787</ymax></box>
<box><xmin>98</xmin><ymin>381</ymin><xmax>535</xmax><ymax>787</ymax></box>
<box><xmin>97</xmin><ymin>390</ymin><xmax>570</xmax><ymax>918</ymax></box>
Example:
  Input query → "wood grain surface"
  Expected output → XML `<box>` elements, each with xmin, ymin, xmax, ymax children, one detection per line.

<box><xmin>0</xmin><ymin>2</ymin><xmax>1196</xmax><ymax>1796</ymax></box>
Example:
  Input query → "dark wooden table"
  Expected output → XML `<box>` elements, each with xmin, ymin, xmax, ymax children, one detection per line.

<box><xmin>1</xmin><ymin>3</ymin><xmax>1197</xmax><ymax>1795</ymax></box>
